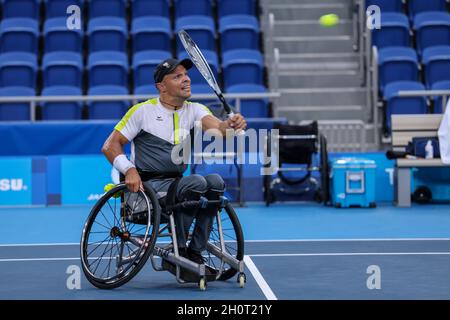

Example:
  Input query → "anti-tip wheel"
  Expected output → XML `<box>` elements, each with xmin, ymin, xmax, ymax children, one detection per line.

<box><xmin>199</xmin><ymin>277</ymin><xmax>207</xmax><ymax>291</ymax></box>
<box><xmin>237</xmin><ymin>273</ymin><xmax>246</xmax><ymax>288</ymax></box>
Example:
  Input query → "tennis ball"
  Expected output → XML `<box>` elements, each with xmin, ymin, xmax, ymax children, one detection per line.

<box><xmin>104</xmin><ymin>183</ymin><xmax>120</xmax><ymax>198</ymax></box>
<box><xmin>319</xmin><ymin>14</ymin><xmax>339</xmax><ymax>27</ymax></box>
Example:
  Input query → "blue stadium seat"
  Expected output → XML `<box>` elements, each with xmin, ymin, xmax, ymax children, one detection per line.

<box><xmin>131</xmin><ymin>0</ymin><xmax>170</xmax><ymax>19</ymax></box>
<box><xmin>189</xmin><ymin>83</ymin><xmax>217</xmax><ymax>105</ymax></box>
<box><xmin>88</xmin><ymin>17</ymin><xmax>128</xmax><ymax>53</ymax></box>
<box><xmin>88</xmin><ymin>51</ymin><xmax>129</xmax><ymax>87</ymax></box>
<box><xmin>0</xmin><ymin>86</ymin><xmax>34</xmax><ymax>121</ymax></box>
<box><xmin>88</xmin><ymin>85</ymin><xmax>129</xmax><ymax>119</ymax></box>
<box><xmin>178</xmin><ymin>50</ymin><xmax>218</xmax><ymax>85</ymax></box>
<box><xmin>222</xmin><ymin>49</ymin><xmax>264</xmax><ymax>88</ymax></box>
<box><xmin>44</xmin><ymin>17</ymin><xmax>84</xmax><ymax>53</ymax></box>
<box><xmin>131</xmin><ymin>17</ymin><xmax>172</xmax><ymax>53</ymax></box>
<box><xmin>132</xmin><ymin>50</ymin><xmax>172</xmax><ymax>88</ymax></box>
<box><xmin>372</xmin><ymin>13</ymin><xmax>410</xmax><ymax>48</ymax></box>
<box><xmin>414</xmin><ymin>12</ymin><xmax>450</xmax><ymax>57</ymax></box>
<box><xmin>1</xmin><ymin>0</ymin><xmax>40</xmax><ymax>19</ymax></box>
<box><xmin>0</xmin><ymin>18</ymin><xmax>39</xmax><ymax>53</ymax></box>
<box><xmin>175</xmin><ymin>15</ymin><xmax>216</xmax><ymax>53</ymax></box>
<box><xmin>227</xmin><ymin>84</ymin><xmax>269</xmax><ymax>118</ymax></box>
<box><xmin>422</xmin><ymin>46</ymin><xmax>450</xmax><ymax>89</ymax></box>
<box><xmin>431</xmin><ymin>80</ymin><xmax>450</xmax><ymax>113</ymax></box>
<box><xmin>174</xmin><ymin>0</ymin><xmax>213</xmax><ymax>18</ymax></box>
<box><xmin>378</xmin><ymin>47</ymin><xmax>419</xmax><ymax>93</ymax></box>
<box><xmin>0</xmin><ymin>52</ymin><xmax>37</xmax><ymax>88</ymax></box>
<box><xmin>217</xmin><ymin>0</ymin><xmax>256</xmax><ymax>17</ymax></box>
<box><xmin>41</xmin><ymin>85</ymin><xmax>83</xmax><ymax>120</ymax></box>
<box><xmin>365</xmin><ymin>0</ymin><xmax>403</xmax><ymax>12</ymax></box>
<box><xmin>134</xmin><ymin>85</ymin><xmax>159</xmax><ymax>96</ymax></box>
<box><xmin>42</xmin><ymin>52</ymin><xmax>83</xmax><ymax>87</ymax></box>
<box><xmin>408</xmin><ymin>0</ymin><xmax>447</xmax><ymax>21</ymax></box>
<box><xmin>219</xmin><ymin>15</ymin><xmax>260</xmax><ymax>51</ymax></box>
<box><xmin>88</xmin><ymin>0</ymin><xmax>127</xmax><ymax>19</ymax></box>
<box><xmin>45</xmin><ymin>0</ymin><xmax>84</xmax><ymax>19</ymax></box>
<box><xmin>384</xmin><ymin>81</ymin><xmax>428</xmax><ymax>131</ymax></box>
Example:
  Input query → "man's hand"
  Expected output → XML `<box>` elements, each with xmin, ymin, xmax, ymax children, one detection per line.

<box><xmin>125</xmin><ymin>167</ymin><xmax>143</xmax><ymax>193</ymax></box>
<box><xmin>227</xmin><ymin>113</ymin><xmax>247</xmax><ymax>131</ymax></box>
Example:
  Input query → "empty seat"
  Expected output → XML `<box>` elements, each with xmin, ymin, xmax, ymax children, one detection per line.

<box><xmin>88</xmin><ymin>0</ymin><xmax>127</xmax><ymax>19</ymax></box>
<box><xmin>174</xmin><ymin>0</ymin><xmax>213</xmax><ymax>18</ymax></box>
<box><xmin>178</xmin><ymin>50</ymin><xmax>218</xmax><ymax>85</ymax></box>
<box><xmin>0</xmin><ymin>18</ymin><xmax>39</xmax><ymax>53</ymax></box>
<box><xmin>88</xmin><ymin>51</ymin><xmax>129</xmax><ymax>87</ymax></box>
<box><xmin>365</xmin><ymin>0</ymin><xmax>403</xmax><ymax>12</ymax></box>
<box><xmin>88</xmin><ymin>17</ymin><xmax>128</xmax><ymax>53</ymax></box>
<box><xmin>45</xmin><ymin>0</ymin><xmax>84</xmax><ymax>19</ymax></box>
<box><xmin>41</xmin><ymin>85</ymin><xmax>83</xmax><ymax>120</ymax></box>
<box><xmin>189</xmin><ymin>83</ymin><xmax>217</xmax><ymax>106</ymax></box>
<box><xmin>227</xmin><ymin>84</ymin><xmax>269</xmax><ymax>118</ymax></box>
<box><xmin>131</xmin><ymin>17</ymin><xmax>172</xmax><ymax>53</ymax></box>
<box><xmin>44</xmin><ymin>17</ymin><xmax>83</xmax><ymax>53</ymax></box>
<box><xmin>372</xmin><ymin>13</ymin><xmax>410</xmax><ymax>48</ymax></box>
<box><xmin>131</xmin><ymin>0</ymin><xmax>170</xmax><ymax>19</ymax></box>
<box><xmin>378</xmin><ymin>47</ymin><xmax>419</xmax><ymax>93</ymax></box>
<box><xmin>0</xmin><ymin>86</ymin><xmax>35</xmax><ymax>121</ymax></box>
<box><xmin>408</xmin><ymin>0</ymin><xmax>447</xmax><ymax>20</ymax></box>
<box><xmin>175</xmin><ymin>15</ymin><xmax>216</xmax><ymax>53</ymax></box>
<box><xmin>217</xmin><ymin>0</ymin><xmax>256</xmax><ymax>17</ymax></box>
<box><xmin>132</xmin><ymin>50</ymin><xmax>171</xmax><ymax>88</ymax></box>
<box><xmin>219</xmin><ymin>15</ymin><xmax>260</xmax><ymax>51</ymax></box>
<box><xmin>42</xmin><ymin>51</ymin><xmax>83</xmax><ymax>87</ymax></box>
<box><xmin>431</xmin><ymin>80</ymin><xmax>450</xmax><ymax>113</ymax></box>
<box><xmin>0</xmin><ymin>52</ymin><xmax>37</xmax><ymax>88</ymax></box>
<box><xmin>222</xmin><ymin>49</ymin><xmax>264</xmax><ymax>88</ymax></box>
<box><xmin>88</xmin><ymin>85</ymin><xmax>129</xmax><ymax>119</ymax></box>
<box><xmin>134</xmin><ymin>84</ymin><xmax>159</xmax><ymax>96</ymax></box>
<box><xmin>1</xmin><ymin>0</ymin><xmax>40</xmax><ymax>19</ymax></box>
<box><xmin>414</xmin><ymin>12</ymin><xmax>450</xmax><ymax>57</ymax></box>
<box><xmin>384</xmin><ymin>81</ymin><xmax>428</xmax><ymax>131</ymax></box>
<box><xmin>422</xmin><ymin>46</ymin><xmax>450</xmax><ymax>89</ymax></box>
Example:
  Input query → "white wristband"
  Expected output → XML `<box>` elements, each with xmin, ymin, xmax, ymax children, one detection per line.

<box><xmin>113</xmin><ymin>154</ymin><xmax>135</xmax><ymax>175</ymax></box>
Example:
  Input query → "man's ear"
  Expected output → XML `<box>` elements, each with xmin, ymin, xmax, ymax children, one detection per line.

<box><xmin>156</xmin><ymin>82</ymin><xmax>165</xmax><ymax>92</ymax></box>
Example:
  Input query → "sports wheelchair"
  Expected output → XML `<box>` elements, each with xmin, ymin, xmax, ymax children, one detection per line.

<box><xmin>80</xmin><ymin>179</ymin><xmax>246</xmax><ymax>291</ymax></box>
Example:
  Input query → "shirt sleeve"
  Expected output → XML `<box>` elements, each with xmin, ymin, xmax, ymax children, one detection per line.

<box><xmin>114</xmin><ymin>104</ymin><xmax>143</xmax><ymax>141</ymax></box>
<box><xmin>192</xmin><ymin>102</ymin><xmax>213</xmax><ymax>122</ymax></box>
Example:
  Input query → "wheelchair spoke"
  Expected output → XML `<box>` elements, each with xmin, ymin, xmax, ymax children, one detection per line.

<box><xmin>87</xmin><ymin>235</ymin><xmax>111</xmax><ymax>257</ymax></box>
<box><xmin>91</xmin><ymin>238</ymin><xmax>113</xmax><ymax>276</ymax></box>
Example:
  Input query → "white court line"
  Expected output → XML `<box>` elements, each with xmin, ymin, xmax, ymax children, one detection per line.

<box><xmin>243</xmin><ymin>255</ymin><xmax>277</xmax><ymax>301</ymax></box>
<box><xmin>249</xmin><ymin>252</ymin><xmax>450</xmax><ymax>257</ymax></box>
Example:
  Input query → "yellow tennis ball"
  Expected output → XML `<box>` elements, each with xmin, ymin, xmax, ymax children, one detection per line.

<box><xmin>319</xmin><ymin>14</ymin><xmax>339</xmax><ymax>27</ymax></box>
<box><xmin>104</xmin><ymin>183</ymin><xmax>120</xmax><ymax>198</ymax></box>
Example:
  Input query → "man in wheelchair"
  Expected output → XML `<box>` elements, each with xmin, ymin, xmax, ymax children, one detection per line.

<box><xmin>101</xmin><ymin>58</ymin><xmax>246</xmax><ymax>283</ymax></box>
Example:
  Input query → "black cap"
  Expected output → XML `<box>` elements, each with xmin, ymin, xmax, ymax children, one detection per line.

<box><xmin>153</xmin><ymin>58</ymin><xmax>193</xmax><ymax>83</ymax></box>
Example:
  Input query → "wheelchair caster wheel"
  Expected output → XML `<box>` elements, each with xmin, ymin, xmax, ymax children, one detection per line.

<box><xmin>199</xmin><ymin>277</ymin><xmax>207</xmax><ymax>291</ymax></box>
<box><xmin>237</xmin><ymin>273</ymin><xmax>246</xmax><ymax>288</ymax></box>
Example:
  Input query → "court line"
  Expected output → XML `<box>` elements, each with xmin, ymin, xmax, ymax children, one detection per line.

<box><xmin>249</xmin><ymin>252</ymin><xmax>450</xmax><ymax>257</ymax></box>
<box><xmin>243</xmin><ymin>255</ymin><xmax>277</xmax><ymax>300</ymax></box>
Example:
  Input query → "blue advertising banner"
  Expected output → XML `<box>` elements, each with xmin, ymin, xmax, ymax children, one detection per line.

<box><xmin>0</xmin><ymin>158</ymin><xmax>32</xmax><ymax>205</ymax></box>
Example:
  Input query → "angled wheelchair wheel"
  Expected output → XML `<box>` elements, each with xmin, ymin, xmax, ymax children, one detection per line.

<box><xmin>205</xmin><ymin>203</ymin><xmax>244</xmax><ymax>281</ymax></box>
<box><xmin>80</xmin><ymin>184</ymin><xmax>160</xmax><ymax>289</ymax></box>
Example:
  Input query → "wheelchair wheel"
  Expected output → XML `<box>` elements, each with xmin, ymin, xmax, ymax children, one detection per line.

<box><xmin>319</xmin><ymin>134</ymin><xmax>330</xmax><ymax>205</ymax></box>
<box><xmin>205</xmin><ymin>203</ymin><xmax>244</xmax><ymax>281</ymax></box>
<box><xmin>80</xmin><ymin>184</ymin><xmax>160</xmax><ymax>289</ymax></box>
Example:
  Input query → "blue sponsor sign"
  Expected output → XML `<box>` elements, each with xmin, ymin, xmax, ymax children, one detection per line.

<box><xmin>0</xmin><ymin>158</ymin><xmax>32</xmax><ymax>205</ymax></box>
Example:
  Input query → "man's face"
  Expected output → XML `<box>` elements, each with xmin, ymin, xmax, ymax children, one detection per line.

<box><xmin>159</xmin><ymin>65</ymin><xmax>191</xmax><ymax>99</ymax></box>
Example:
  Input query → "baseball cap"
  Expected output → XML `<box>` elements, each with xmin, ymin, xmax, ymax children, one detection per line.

<box><xmin>153</xmin><ymin>58</ymin><xmax>193</xmax><ymax>83</ymax></box>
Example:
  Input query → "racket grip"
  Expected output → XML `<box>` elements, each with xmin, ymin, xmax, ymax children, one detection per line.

<box><xmin>228</xmin><ymin>112</ymin><xmax>246</xmax><ymax>136</ymax></box>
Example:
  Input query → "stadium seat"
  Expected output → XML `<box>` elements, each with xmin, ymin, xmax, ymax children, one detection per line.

<box><xmin>217</xmin><ymin>0</ymin><xmax>257</xmax><ymax>17</ymax></box>
<box><xmin>131</xmin><ymin>0</ymin><xmax>170</xmax><ymax>19</ymax></box>
<box><xmin>0</xmin><ymin>18</ymin><xmax>39</xmax><ymax>53</ymax></box>
<box><xmin>131</xmin><ymin>17</ymin><xmax>172</xmax><ymax>53</ymax></box>
<box><xmin>44</xmin><ymin>17</ymin><xmax>84</xmax><ymax>53</ymax></box>
<box><xmin>422</xmin><ymin>46</ymin><xmax>450</xmax><ymax>89</ymax></box>
<box><xmin>134</xmin><ymin>84</ymin><xmax>159</xmax><ymax>96</ymax></box>
<box><xmin>190</xmin><ymin>83</ymin><xmax>218</xmax><ymax>106</ymax></box>
<box><xmin>431</xmin><ymin>80</ymin><xmax>450</xmax><ymax>113</ymax></box>
<box><xmin>174</xmin><ymin>0</ymin><xmax>213</xmax><ymax>18</ymax></box>
<box><xmin>88</xmin><ymin>0</ymin><xmax>127</xmax><ymax>19</ymax></box>
<box><xmin>414</xmin><ymin>12</ymin><xmax>450</xmax><ymax>57</ymax></box>
<box><xmin>408</xmin><ymin>0</ymin><xmax>448</xmax><ymax>21</ymax></box>
<box><xmin>222</xmin><ymin>49</ymin><xmax>264</xmax><ymax>88</ymax></box>
<box><xmin>0</xmin><ymin>86</ymin><xmax>35</xmax><ymax>121</ymax></box>
<box><xmin>219</xmin><ymin>15</ymin><xmax>260</xmax><ymax>51</ymax></box>
<box><xmin>178</xmin><ymin>50</ymin><xmax>219</xmax><ymax>85</ymax></box>
<box><xmin>88</xmin><ymin>51</ymin><xmax>129</xmax><ymax>87</ymax></box>
<box><xmin>42</xmin><ymin>52</ymin><xmax>83</xmax><ymax>87</ymax></box>
<box><xmin>384</xmin><ymin>81</ymin><xmax>428</xmax><ymax>131</ymax></box>
<box><xmin>132</xmin><ymin>50</ymin><xmax>172</xmax><ymax>88</ymax></box>
<box><xmin>371</xmin><ymin>13</ymin><xmax>410</xmax><ymax>48</ymax></box>
<box><xmin>175</xmin><ymin>15</ymin><xmax>216</xmax><ymax>53</ymax></box>
<box><xmin>1</xmin><ymin>0</ymin><xmax>40</xmax><ymax>19</ymax></box>
<box><xmin>41</xmin><ymin>85</ymin><xmax>83</xmax><ymax>120</ymax></box>
<box><xmin>227</xmin><ymin>84</ymin><xmax>269</xmax><ymax>118</ymax></box>
<box><xmin>365</xmin><ymin>0</ymin><xmax>403</xmax><ymax>12</ymax></box>
<box><xmin>378</xmin><ymin>47</ymin><xmax>419</xmax><ymax>94</ymax></box>
<box><xmin>88</xmin><ymin>85</ymin><xmax>129</xmax><ymax>119</ymax></box>
<box><xmin>45</xmin><ymin>0</ymin><xmax>84</xmax><ymax>19</ymax></box>
<box><xmin>88</xmin><ymin>17</ymin><xmax>128</xmax><ymax>53</ymax></box>
<box><xmin>0</xmin><ymin>52</ymin><xmax>37</xmax><ymax>88</ymax></box>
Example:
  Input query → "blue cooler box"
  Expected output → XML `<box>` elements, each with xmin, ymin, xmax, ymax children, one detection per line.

<box><xmin>330</xmin><ymin>158</ymin><xmax>377</xmax><ymax>208</ymax></box>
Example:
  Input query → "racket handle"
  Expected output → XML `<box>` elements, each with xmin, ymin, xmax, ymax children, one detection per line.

<box><xmin>228</xmin><ymin>112</ymin><xmax>246</xmax><ymax>136</ymax></box>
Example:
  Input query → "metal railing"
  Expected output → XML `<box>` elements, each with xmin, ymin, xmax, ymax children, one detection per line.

<box><xmin>398</xmin><ymin>90</ymin><xmax>450</xmax><ymax>112</ymax></box>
